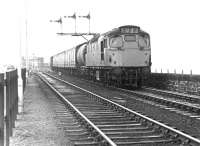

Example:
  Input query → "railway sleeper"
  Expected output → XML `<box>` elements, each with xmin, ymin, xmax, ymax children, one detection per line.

<box><xmin>85</xmin><ymin>115</ymin><xmax>125</xmax><ymax>119</ymax></box>
<box><xmin>69</xmin><ymin>137</ymin><xmax>95</xmax><ymax>142</ymax></box>
<box><xmin>115</xmin><ymin>138</ymin><xmax>178</xmax><ymax>146</ymax></box>
<box><xmin>57</xmin><ymin>122</ymin><xmax>80</xmax><ymax>127</ymax></box>
<box><xmin>105</xmin><ymin>129</ymin><xmax>160</xmax><ymax>137</ymax></box>
<box><xmin>82</xmin><ymin>111</ymin><xmax>118</xmax><ymax>115</ymax></box>
<box><xmin>89</xmin><ymin>117</ymin><xmax>131</xmax><ymax>122</ymax></box>
<box><xmin>73</xmin><ymin>141</ymin><xmax>105</xmax><ymax>146</ymax></box>
<box><xmin>94</xmin><ymin>120</ymin><xmax>138</xmax><ymax>125</ymax></box>
<box><xmin>65</xmin><ymin>131</ymin><xmax>90</xmax><ymax>137</ymax></box>
<box><xmin>100</xmin><ymin>126</ymin><xmax>151</xmax><ymax>132</ymax></box>
<box><xmin>111</xmin><ymin>134</ymin><xmax>168</xmax><ymax>142</ymax></box>
<box><xmin>63</xmin><ymin>125</ymin><xmax>83</xmax><ymax>130</ymax></box>
<box><xmin>97</xmin><ymin>123</ymin><xmax>142</xmax><ymax>129</ymax></box>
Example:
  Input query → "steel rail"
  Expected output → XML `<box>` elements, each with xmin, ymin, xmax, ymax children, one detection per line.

<box><xmin>38</xmin><ymin>73</ymin><xmax>117</xmax><ymax>146</ymax></box>
<box><xmin>44</xmin><ymin>72</ymin><xmax>200</xmax><ymax>145</ymax></box>
<box><xmin>143</xmin><ymin>86</ymin><xmax>200</xmax><ymax>102</ymax></box>
<box><xmin>118</xmin><ymin>87</ymin><xmax>200</xmax><ymax>113</ymax></box>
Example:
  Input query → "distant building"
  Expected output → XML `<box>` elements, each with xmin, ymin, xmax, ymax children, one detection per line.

<box><xmin>29</xmin><ymin>57</ymin><xmax>44</xmax><ymax>71</ymax></box>
<box><xmin>21</xmin><ymin>56</ymin><xmax>44</xmax><ymax>71</ymax></box>
<box><xmin>21</xmin><ymin>56</ymin><xmax>50</xmax><ymax>72</ymax></box>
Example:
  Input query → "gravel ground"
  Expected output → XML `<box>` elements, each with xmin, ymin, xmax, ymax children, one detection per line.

<box><xmin>10</xmin><ymin>75</ymin><xmax>72</xmax><ymax>146</ymax></box>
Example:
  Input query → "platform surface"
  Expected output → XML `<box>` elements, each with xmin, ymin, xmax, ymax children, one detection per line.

<box><xmin>10</xmin><ymin>75</ymin><xmax>72</xmax><ymax>146</ymax></box>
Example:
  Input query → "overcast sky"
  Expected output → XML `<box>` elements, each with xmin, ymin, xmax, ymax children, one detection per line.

<box><xmin>1</xmin><ymin>0</ymin><xmax>200</xmax><ymax>74</ymax></box>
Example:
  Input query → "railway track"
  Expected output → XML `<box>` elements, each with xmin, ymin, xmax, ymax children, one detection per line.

<box><xmin>47</xmin><ymin>72</ymin><xmax>200</xmax><ymax>138</ymax></box>
<box><xmin>142</xmin><ymin>87</ymin><xmax>200</xmax><ymax>104</ymax></box>
<box><xmin>118</xmin><ymin>87</ymin><xmax>200</xmax><ymax>120</ymax></box>
<box><xmin>51</xmin><ymin>72</ymin><xmax>200</xmax><ymax>121</ymax></box>
<box><xmin>38</xmin><ymin>72</ymin><xmax>200</xmax><ymax>146</ymax></box>
<box><xmin>60</xmin><ymin>73</ymin><xmax>200</xmax><ymax>120</ymax></box>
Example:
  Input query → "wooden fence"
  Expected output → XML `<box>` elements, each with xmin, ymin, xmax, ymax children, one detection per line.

<box><xmin>0</xmin><ymin>69</ymin><xmax>26</xmax><ymax>146</ymax></box>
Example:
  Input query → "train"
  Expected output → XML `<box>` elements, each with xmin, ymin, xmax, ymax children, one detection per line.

<box><xmin>50</xmin><ymin>25</ymin><xmax>151</xmax><ymax>88</ymax></box>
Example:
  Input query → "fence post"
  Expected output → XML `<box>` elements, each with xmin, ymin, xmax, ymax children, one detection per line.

<box><xmin>18</xmin><ymin>69</ymin><xmax>23</xmax><ymax>113</ymax></box>
<box><xmin>10</xmin><ymin>72</ymin><xmax>13</xmax><ymax>137</ymax></box>
<box><xmin>5</xmin><ymin>72</ymin><xmax>10</xmax><ymax>146</ymax></box>
<box><xmin>14</xmin><ymin>70</ymin><xmax>18</xmax><ymax>122</ymax></box>
<box><xmin>0</xmin><ymin>74</ymin><xmax>4</xmax><ymax>146</ymax></box>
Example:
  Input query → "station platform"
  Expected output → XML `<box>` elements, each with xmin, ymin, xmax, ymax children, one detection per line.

<box><xmin>10</xmin><ymin>75</ymin><xmax>72</xmax><ymax>146</ymax></box>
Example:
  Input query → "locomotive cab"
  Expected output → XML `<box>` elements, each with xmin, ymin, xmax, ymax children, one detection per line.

<box><xmin>103</xmin><ymin>26</ymin><xmax>151</xmax><ymax>87</ymax></box>
<box><xmin>105</xmin><ymin>29</ymin><xmax>151</xmax><ymax>67</ymax></box>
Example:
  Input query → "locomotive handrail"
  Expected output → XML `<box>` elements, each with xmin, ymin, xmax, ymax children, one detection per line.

<box><xmin>44</xmin><ymin>72</ymin><xmax>200</xmax><ymax>145</ymax></box>
<box><xmin>38</xmin><ymin>73</ymin><xmax>117</xmax><ymax>146</ymax></box>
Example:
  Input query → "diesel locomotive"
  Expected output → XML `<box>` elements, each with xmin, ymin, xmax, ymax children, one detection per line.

<box><xmin>50</xmin><ymin>25</ymin><xmax>151</xmax><ymax>88</ymax></box>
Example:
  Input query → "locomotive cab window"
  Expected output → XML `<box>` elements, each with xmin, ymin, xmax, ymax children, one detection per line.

<box><xmin>110</xmin><ymin>36</ymin><xmax>123</xmax><ymax>48</ymax></box>
<box><xmin>124</xmin><ymin>35</ymin><xmax>136</xmax><ymax>42</ymax></box>
<box><xmin>138</xmin><ymin>34</ymin><xmax>149</xmax><ymax>48</ymax></box>
<box><xmin>138</xmin><ymin>39</ymin><xmax>147</xmax><ymax>48</ymax></box>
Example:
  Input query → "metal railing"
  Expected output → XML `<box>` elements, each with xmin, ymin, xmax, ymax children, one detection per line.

<box><xmin>0</xmin><ymin>69</ymin><xmax>26</xmax><ymax>146</ymax></box>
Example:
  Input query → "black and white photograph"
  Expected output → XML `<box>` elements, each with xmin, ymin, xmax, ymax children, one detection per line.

<box><xmin>0</xmin><ymin>0</ymin><xmax>200</xmax><ymax>145</ymax></box>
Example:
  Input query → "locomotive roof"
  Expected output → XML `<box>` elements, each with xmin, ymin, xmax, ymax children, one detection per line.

<box><xmin>89</xmin><ymin>34</ymin><xmax>100</xmax><ymax>43</ymax></box>
<box><xmin>80</xmin><ymin>25</ymin><xmax>149</xmax><ymax>44</ymax></box>
<box><xmin>103</xmin><ymin>25</ymin><xmax>141</xmax><ymax>37</ymax></box>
